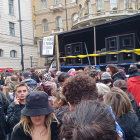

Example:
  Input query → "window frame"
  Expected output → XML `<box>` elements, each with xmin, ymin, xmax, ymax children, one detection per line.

<box><xmin>9</xmin><ymin>0</ymin><xmax>14</xmax><ymax>15</ymax></box>
<box><xmin>56</xmin><ymin>16</ymin><xmax>62</xmax><ymax>28</ymax></box>
<box><xmin>0</xmin><ymin>49</ymin><xmax>4</xmax><ymax>57</ymax></box>
<box><xmin>9</xmin><ymin>22</ymin><xmax>15</xmax><ymax>36</ymax></box>
<box><xmin>10</xmin><ymin>50</ymin><xmax>17</xmax><ymax>58</ymax></box>
<box><xmin>42</xmin><ymin>19</ymin><xmax>48</xmax><ymax>32</ymax></box>
<box><xmin>41</xmin><ymin>0</ymin><xmax>47</xmax><ymax>9</ymax></box>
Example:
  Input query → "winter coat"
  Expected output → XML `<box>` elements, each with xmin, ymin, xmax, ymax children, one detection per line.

<box><xmin>7</xmin><ymin>102</ymin><xmax>25</xmax><ymax>132</ymax></box>
<box><xmin>11</xmin><ymin>121</ymin><xmax>59</xmax><ymax>140</ymax></box>
<box><xmin>0</xmin><ymin>92</ymin><xmax>9</xmax><ymax>140</ymax></box>
<box><xmin>127</xmin><ymin>76</ymin><xmax>140</xmax><ymax>106</ymax></box>
<box><xmin>112</xmin><ymin>72</ymin><xmax>125</xmax><ymax>82</ymax></box>
<box><xmin>118</xmin><ymin>111</ymin><xmax>140</xmax><ymax>140</ymax></box>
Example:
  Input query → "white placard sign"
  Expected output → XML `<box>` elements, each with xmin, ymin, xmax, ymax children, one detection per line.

<box><xmin>42</xmin><ymin>36</ymin><xmax>54</xmax><ymax>55</ymax></box>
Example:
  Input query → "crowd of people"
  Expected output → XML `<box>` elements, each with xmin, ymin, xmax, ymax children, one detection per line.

<box><xmin>0</xmin><ymin>64</ymin><xmax>140</xmax><ymax>140</ymax></box>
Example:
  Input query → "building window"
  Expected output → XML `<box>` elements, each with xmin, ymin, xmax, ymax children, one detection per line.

<box><xmin>71</xmin><ymin>0</ymin><xmax>76</xmax><ymax>2</ymax></box>
<box><xmin>97</xmin><ymin>0</ymin><xmax>104</xmax><ymax>10</ymax></box>
<box><xmin>85</xmin><ymin>1</ymin><xmax>92</xmax><ymax>14</ymax></box>
<box><xmin>72</xmin><ymin>13</ymin><xmax>78</xmax><ymax>24</ymax></box>
<box><xmin>110</xmin><ymin>0</ymin><xmax>118</xmax><ymax>10</ymax></box>
<box><xmin>56</xmin><ymin>16</ymin><xmax>62</xmax><ymax>28</ymax></box>
<box><xmin>125</xmin><ymin>0</ymin><xmax>132</xmax><ymax>9</ymax></box>
<box><xmin>9</xmin><ymin>22</ymin><xmax>15</xmax><ymax>36</ymax></box>
<box><xmin>0</xmin><ymin>49</ymin><xmax>3</xmax><ymax>57</ymax></box>
<box><xmin>10</xmin><ymin>50</ymin><xmax>17</xmax><ymax>58</ymax></box>
<box><xmin>9</xmin><ymin>0</ymin><xmax>14</xmax><ymax>15</ymax></box>
<box><xmin>41</xmin><ymin>0</ymin><xmax>47</xmax><ymax>8</ymax></box>
<box><xmin>55</xmin><ymin>0</ymin><xmax>61</xmax><ymax>5</ymax></box>
<box><xmin>42</xmin><ymin>19</ymin><xmax>48</xmax><ymax>32</ymax></box>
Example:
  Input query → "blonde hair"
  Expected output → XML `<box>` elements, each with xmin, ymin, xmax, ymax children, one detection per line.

<box><xmin>15</xmin><ymin>113</ymin><xmax>58</xmax><ymax>136</ymax></box>
<box><xmin>104</xmin><ymin>87</ymin><xmax>133</xmax><ymax>119</ymax></box>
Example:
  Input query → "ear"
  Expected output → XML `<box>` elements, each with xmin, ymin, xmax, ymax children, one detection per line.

<box><xmin>68</xmin><ymin>102</ymin><xmax>74</xmax><ymax>111</ymax></box>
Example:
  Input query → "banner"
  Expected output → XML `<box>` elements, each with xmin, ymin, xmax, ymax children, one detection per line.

<box><xmin>42</xmin><ymin>36</ymin><xmax>54</xmax><ymax>56</ymax></box>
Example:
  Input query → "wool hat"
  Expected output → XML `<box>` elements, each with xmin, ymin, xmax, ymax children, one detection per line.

<box><xmin>21</xmin><ymin>91</ymin><xmax>53</xmax><ymax>116</ymax></box>
<box><xmin>22</xmin><ymin>72</ymin><xmax>31</xmax><ymax>79</ymax></box>
<box><xmin>101</xmin><ymin>72</ymin><xmax>112</xmax><ymax>80</ymax></box>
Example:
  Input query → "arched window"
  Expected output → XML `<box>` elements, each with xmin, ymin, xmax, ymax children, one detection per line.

<box><xmin>72</xmin><ymin>13</ymin><xmax>78</xmax><ymax>24</ymax></box>
<box><xmin>42</xmin><ymin>19</ymin><xmax>48</xmax><ymax>32</ymax></box>
<box><xmin>110</xmin><ymin>0</ymin><xmax>118</xmax><ymax>10</ymax></box>
<box><xmin>97</xmin><ymin>0</ymin><xmax>104</xmax><ymax>10</ymax></box>
<box><xmin>41</xmin><ymin>0</ymin><xmax>47</xmax><ymax>8</ymax></box>
<box><xmin>10</xmin><ymin>50</ymin><xmax>17</xmax><ymax>58</ymax></box>
<box><xmin>56</xmin><ymin>16</ymin><xmax>62</xmax><ymax>28</ymax></box>
<box><xmin>0</xmin><ymin>49</ymin><xmax>3</xmax><ymax>57</ymax></box>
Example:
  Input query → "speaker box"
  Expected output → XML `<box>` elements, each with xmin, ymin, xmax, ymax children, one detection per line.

<box><xmin>105</xmin><ymin>36</ymin><xmax>118</xmax><ymax>51</ymax></box>
<box><xmin>119</xmin><ymin>33</ymin><xmax>135</xmax><ymax>50</ymax></box>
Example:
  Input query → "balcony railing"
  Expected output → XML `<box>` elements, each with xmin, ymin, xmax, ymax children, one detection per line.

<box><xmin>73</xmin><ymin>9</ymin><xmax>140</xmax><ymax>26</ymax></box>
<box><xmin>50</xmin><ymin>4</ymin><xmax>64</xmax><ymax>11</ymax></box>
<box><xmin>51</xmin><ymin>28</ymin><xmax>64</xmax><ymax>34</ymax></box>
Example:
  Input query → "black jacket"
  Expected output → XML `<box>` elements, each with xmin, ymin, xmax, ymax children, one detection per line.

<box><xmin>0</xmin><ymin>92</ymin><xmax>9</xmax><ymax>139</ymax></box>
<box><xmin>118</xmin><ymin>111</ymin><xmax>140</xmax><ymax>140</ymax></box>
<box><xmin>11</xmin><ymin>121</ymin><xmax>59</xmax><ymax>140</ymax></box>
<box><xmin>7</xmin><ymin>102</ymin><xmax>25</xmax><ymax>132</ymax></box>
<box><xmin>112</xmin><ymin>72</ymin><xmax>125</xmax><ymax>82</ymax></box>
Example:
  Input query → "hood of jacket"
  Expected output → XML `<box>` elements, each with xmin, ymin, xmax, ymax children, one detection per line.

<box><xmin>128</xmin><ymin>76</ymin><xmax>140</xmax><ymax>83</ymax></box>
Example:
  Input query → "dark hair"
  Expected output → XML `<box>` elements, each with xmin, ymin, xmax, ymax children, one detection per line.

<box><xmin>60</xmin><ymin>100</ymin><xmax>118</xmax><ymax>140</ymax></box>
<box><xmin>62</xmin><ymin>73</ymin><xmax>98</xmax><ymax>105</ymax></box>
<box><xmin>57</xmin><ymin>72</ymin><xmax>69</xmax><ymax>83</ymax></box>
<box><xmin>106</xmin><ymin>64</ymin><xmax>119</xmax><ymax>75</ymax></box>
<box><xmin>102</xmin><ymin>79</ymin><xmax>112</xmax><ymax>84</ymax></box>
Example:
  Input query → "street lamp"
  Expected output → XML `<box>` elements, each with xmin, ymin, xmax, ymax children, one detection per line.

<box><xmin>30</xmin><ymin>55</ymin><xmax>33</xmax><ymax>68</ymax></box>
<box><xmin>18</xmin><ymin>0</ymin><xmax>24</xmax><ymax>71</ymax></box>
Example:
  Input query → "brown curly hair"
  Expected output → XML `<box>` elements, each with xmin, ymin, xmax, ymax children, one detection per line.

<box><xmin>62</xmin><ymin>73</ymin><xmax>98</xmax><ymax>105</ymax></box>
<box><xmin>106</xmin><ymin>64</ymin><xmax>119</xmax><ymax>75</ymax></box>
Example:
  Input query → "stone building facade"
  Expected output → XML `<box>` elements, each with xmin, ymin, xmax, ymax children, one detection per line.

<box><xmin>0</xmin><ymin>0</ymin><xmax>38</xmax><ymax>70</ymax></box>
<box><xmin>32</xmin><ymin>0</ymin><xmax>140</xmax><ymax>67</ymax></box>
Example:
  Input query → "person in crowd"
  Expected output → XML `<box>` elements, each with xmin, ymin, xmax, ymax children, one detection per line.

<box><xmin>113</xmin><ymin>80</ymin><xmax>137</xmax><ymax>113</ymax></box>
<box><xmin>0</xmin><ymin>91</ymin><xmax>9</xmax><ymax>140</ymax></box>
<box><xmin>57</xmin><ymin>72</ymin><xmax>69</xmax><ymax>88</ymax></box>
<box><xmin>106</xmin><ymin>64</ymin><xmax>125</xmax><ymax>82</ymax></box>
<box><xmin>52</xmin><ymin>89</ymin><xmax>68</xmax><ymax>122</ymax></box>
<box><xmin>60</xmin><ymin>100</ymin><xmax>119</xmax><ymax>140</ymax></box>
<box><xmin>104</xmin><ymin>87</ymin><xmax>140</xmax><ymax>140</ymax></box>
<box><xmin>127</xmin><ymin>66</ymin><xmax>140</xmax><ymax>107</ymax></box>
<box><xmin>88</xmin><ymin>69</ymin><xmax>101</xmax><ymax>82</ymax></box>
<box><xmin>62</xmin><ymin>73</ymin><xmax>124</xmax><ymax>139</ymax></box>
<box><xmin>96</xmin><ymin>83</ymin><xmax>111</xmax><ymax>101</ymax></box>
<box><xmin>11</xmin><ymin>91</ymin><xmax>59</xmax><ymax>140</ymax></box>
<box><xmin>101</xmin><ymin>72</ymin><xmax>113</xmax><ymax>87</ymax></box>
<box><xmin>7</xmin><ymin>83</ymin><xmax>29</xmax><ymax>133</ymax></box>
<box><xmin>21</xmin><ymin>72</ymin><xmax>37</xmax><ymax>91</ymax></box>
<box><xmin>0</xmin><ymin>73</ymin><xmax>5</xmax><ymax>91</ymax></box>
<box><xmin>9</xmin><ymin>75</ymin><xmax>19</xmax><ymax>92</ymax></box>
<box><xmin>30</xmin><ymin>68</ymin><xmax>40</xmax><ymax>83</ymax></box>
<box><xmin>62</xmin><ymin>73</ymin><xmax>98</xmax><ymax>109</ymax></box>
<box><xmin>49</xmin><ymin>68</ymin><xmax>57</xmax><ymax>78</ymax></box>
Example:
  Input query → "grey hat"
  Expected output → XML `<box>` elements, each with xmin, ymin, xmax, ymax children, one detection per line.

<box><xmin>101</xmin><ymin>72</ymin><xmax>112</xmax><ymax>80</ymax></box>
<box><xmin>22</xmin><ymin>72</ymin><xmax>31</xmax><ymax>79</ymax></box>
<box><xmin>21</xmin><ymin>91</ymin><xmax>53</xmax><ymax>116</ymax></box>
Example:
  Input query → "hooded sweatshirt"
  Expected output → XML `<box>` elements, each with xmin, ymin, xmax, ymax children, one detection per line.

<box><xmin>127</xmin><ymin>76</ymin><xmax>140</xmax><ymax>106</ymax></box>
